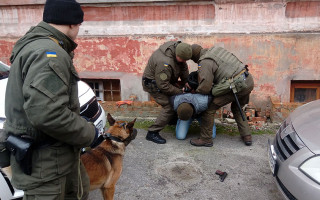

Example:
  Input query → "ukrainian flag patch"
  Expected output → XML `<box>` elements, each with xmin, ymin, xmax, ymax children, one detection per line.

<box><xmin>164</xmin><ymin>63</ymin><xmax>169</xmax><ymax>67</ymax></box>
<box><xmin>198</xmin><ymin>64</ymin><xmax>202</xmax><ymax>69</ymax></box>
<box><xmin>46</xmin><ymin>52</ymin><xmax>57</xmax><ymax>58</ymax></box>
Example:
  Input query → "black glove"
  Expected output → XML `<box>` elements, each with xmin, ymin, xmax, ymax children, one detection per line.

<box><xmin>81</xmin><ymin>116</ymin><xmax>101</xmax><ymax>148</ymax></box>
<box><xmin>90</xmin><ymin>127</ymin><xmax>103</xmax><ymax>149</ymax></box>
<box><xmin>81</xmin><ymin>115</ymin><xmax>91</xmax><ymax>122</ymax></box>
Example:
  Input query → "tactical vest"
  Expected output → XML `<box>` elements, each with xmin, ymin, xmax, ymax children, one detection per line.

<box><xmin>198</xmin><ymin>46</ymin><xmax>245</xmax><ymax>84</ymax></box>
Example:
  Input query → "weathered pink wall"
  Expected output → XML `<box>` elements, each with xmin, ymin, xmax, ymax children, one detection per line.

<box><xmin>76</xmin><ymin>34</ymin><xmax>320</xmax><ymax>108</ymax></box>
<box><xmin>83</xmin><ymin>5</ymin><xmax>215</xmax><ymax>21</ymax></box>
<box><xmin>1</xmin><ymin>0</ymin><xmax>320</xmax><ymax>114</ymax></box>
<box><xmin>286</xmin><ymin>1</ymin><xmax>320</xmax><ymax>18</ymax></box>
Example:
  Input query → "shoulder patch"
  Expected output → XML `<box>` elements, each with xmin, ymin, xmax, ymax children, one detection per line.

<box><xmin>164</xmin><ymin>63</ymin><xmax>169</xmax><ymax>67</ymax></box>
<box><xmin>42</xmin><ymin>74</ymin><xmax>64</xmax><ymax>94</ymax></box>
<box><xmin>159</xmin><ymin>73</ymin><xmax>168</xmax><ymax>81</ymax></box>
<box><xmin>198</xmin><ymin>64</ymin><xmax>202</xmax><ymax>69</ymax></box>
<box><xmin>46</xmin><ymin>52</ymin><xmax>57</xmax><ymax>58</ymax></box>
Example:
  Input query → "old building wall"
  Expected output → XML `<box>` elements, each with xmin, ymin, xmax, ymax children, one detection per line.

<box><xmin>0</xmin><ymin>0</ymin><xmax>319</xmax><ymax>120</ymax></box>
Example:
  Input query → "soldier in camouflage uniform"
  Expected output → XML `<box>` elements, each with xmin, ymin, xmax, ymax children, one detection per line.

<box><xmin>4</xmin><ymin>0</ymin><xmax>97</xmax><ymax>199</ymax></box>
<box><xmin>190</xmin><ymin>44</ymin><xmax>254</xmax><ymax>147</ymax></box>
<box><xmin>142</xmin><ymin>41</ymin><xmax>192</xmax><ymax>144</ymax></box>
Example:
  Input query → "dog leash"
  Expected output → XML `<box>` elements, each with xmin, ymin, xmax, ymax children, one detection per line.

<box><xmin>77</xmin><ymin>150</ymin><xmax>83</xmax><ymax>200</ymax></box>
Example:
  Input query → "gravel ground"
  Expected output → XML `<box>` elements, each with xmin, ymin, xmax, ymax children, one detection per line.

<box><xmin>89</xmin><ymin>127</ymin><xmax>283</xmax><ymax>200</ymax></box>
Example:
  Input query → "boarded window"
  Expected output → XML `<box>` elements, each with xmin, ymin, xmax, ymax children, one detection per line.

<box><xmin>290</xmin><ymin>81</ymin><xmax>320</xmax><ymax>103</ymax></box>
<box><xmin>103</xmin><ymin>79</ymin><xmax>121</xmax><ymax>101</ymax></box>
<box><xmin>82</xmin><ymin>79</ymin><xmax>121</xmax><ymax>101</ymax></box>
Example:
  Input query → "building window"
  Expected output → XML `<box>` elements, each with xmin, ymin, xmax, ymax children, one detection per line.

<box><xmin>290</xmin><ymin>81</ymin><xmax>320</xmax><ymax>103</ymax></box>
<box><xmin>103</xmin><ymin>79</ymin><xmax>121</xmax><ymax>101</ymax></box>
<box><xmin>82</xmin><ymin>79</ymin><xmax>121</xmax><ymax>101</ymax></box>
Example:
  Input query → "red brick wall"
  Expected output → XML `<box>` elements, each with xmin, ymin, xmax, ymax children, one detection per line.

<box><xmin>269</xmin><ymin>96</ymin><xmax>303</xmax><ymax>122</ymax></box>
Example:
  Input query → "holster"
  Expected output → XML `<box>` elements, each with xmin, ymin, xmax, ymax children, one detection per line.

<box><xmin>6</xmin><ymin>134</ymin><xmax>34</xmax><ymax>175</ymax></box>
<box><xmin>142</xmin><ymin>77</ymin><xmax>160</xmax><ymax>93</ymax></box>
<box><xmin>211</xmin><ymin>69</ymin><xmax>249</xmax><ymax>97</ymax></box>
<box><xmin>0</xmin><ymin>129</ymin><xmax>10</xmax><ymax>168</ymax></box>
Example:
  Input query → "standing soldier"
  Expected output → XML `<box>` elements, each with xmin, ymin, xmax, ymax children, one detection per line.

<box><xmin>142</xmin><ymin>41</ymin><xmax>192</xmax><ymax>144</ymax></box>
<box><xmin>190</xmin><ymin>44</ymin><xmax>254</xmax><ymax>147</ymax></box>
<box><xmin>4</xmin><ymin>0</ymin><xmax>98</xmax><ymax>199</ymax></box>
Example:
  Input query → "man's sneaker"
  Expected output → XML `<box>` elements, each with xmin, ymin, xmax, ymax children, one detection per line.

<box><xmin>190</xmin><ymin>138</ymin><xmax>213</xmax><ymax>147</ymax></box>
<box><xmin>146</xmin><ymin>131</ymin><xmax>166</xmax><ymax>144</ymax></box>
<box><xmin>241</xmin><ymin>135</ymin><xmax>252</xmax><ymax>146</ymax></box>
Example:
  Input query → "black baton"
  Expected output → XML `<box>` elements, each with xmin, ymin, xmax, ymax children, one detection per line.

<box><xmin>232</xmin><ymin>91</ymin><xmax>246</xmax><ymax>121</ymax></box>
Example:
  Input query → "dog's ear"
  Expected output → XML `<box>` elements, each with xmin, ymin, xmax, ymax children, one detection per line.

<box><xmin>107</xmin><ymin>113</ymin><xmax>116</xmax><ymax>126</ymax></box>
<box><xmin>127</xmin><ymin>118</ymin><xmax>136</xmax><ymax>130</ymax></box>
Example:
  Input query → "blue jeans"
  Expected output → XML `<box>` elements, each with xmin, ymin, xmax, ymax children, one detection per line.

<box><xmin>175</xmin><ymin>118</ymin><xmax>216</xmax><ymax>140</ymax></box>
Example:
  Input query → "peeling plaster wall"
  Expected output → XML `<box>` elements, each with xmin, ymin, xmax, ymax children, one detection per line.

<box><xmin>2</xmin><ymin>1</ymin><xmax>320</xmax><ymax>37</ymax></box>
<box><xmin>75</xmin><ymin>34</ymin><xmax>320</xmax><ymax>107</ymax></box>
<box><xmin>0</xmin><ymin>0</ymin><xmax>320</xmax><ymax>107</ymax></box>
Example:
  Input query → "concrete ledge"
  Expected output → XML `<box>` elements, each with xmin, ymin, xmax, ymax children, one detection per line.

<box><xmin>1</xmin><ymin>0</ymin><xmax>314</xmax><ymax>6</ymax></box>
<box><xmin>0</xmin><ymin>0</ymin><xmax>209</xmax><ymax>6</ymax></box>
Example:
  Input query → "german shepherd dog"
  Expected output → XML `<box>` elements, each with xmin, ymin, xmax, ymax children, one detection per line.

<box><xmin>81</xmin><ymin>113</ymin><xmax>137</xmax><ymax>200</ymax></box>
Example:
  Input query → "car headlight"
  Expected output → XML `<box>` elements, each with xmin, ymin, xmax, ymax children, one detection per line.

<box><xmin>299</xmin><ymin>155</ymin><xmax>320</xmax><ymax>184</ymax></box>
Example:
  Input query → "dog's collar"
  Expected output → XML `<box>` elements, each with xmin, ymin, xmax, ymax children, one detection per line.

<box><xmin>105</xmin><ymin>133</ymin><xmax>123</xmax><ymax>143</ymax></box>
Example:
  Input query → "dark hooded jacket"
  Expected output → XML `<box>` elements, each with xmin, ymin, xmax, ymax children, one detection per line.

<box><xmin>5</xmin><ymin>21</ymin><xmax>95</xmax><ymax>190</ymax></box>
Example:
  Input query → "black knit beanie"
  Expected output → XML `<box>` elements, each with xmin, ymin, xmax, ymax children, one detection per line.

<box><xmin>43</xmin><ymin>0</ymin><xmax>84</xmax><ymax>25</ymax></box>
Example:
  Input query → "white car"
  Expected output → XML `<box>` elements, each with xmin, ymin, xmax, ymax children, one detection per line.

<box><xmin>78</xmin><ymin>80</ymin><xmax>106</xmax><ymax>135</ymax></box>
<box><xmin>0</xmin><ymin>61</ymin><xmax>106</xmax><ymax>199</ymax></box>
<box><xmin>0</xmin><ymin>61</ymin><xmax>8</xmax><ymax>130</ymax></box>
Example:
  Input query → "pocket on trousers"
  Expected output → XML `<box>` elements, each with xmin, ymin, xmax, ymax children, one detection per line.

<box><xmin>24</xmin><ymin>176</ymin><xmax>66</xmax><ymax>196</ymax></box>
<box><xmin>34</xmin><ymin>147</ymin><xmax>58</xmax><ymax>178</ymax></box>
<box><xmin>35</xmin><ymin>145</ymin><xmax>75</xmax><ymax>179</ymax></box>
<box><xmin>57</xmin><ymin>145</ymin><xmax>75</xmax><ymax>175</ymax></box>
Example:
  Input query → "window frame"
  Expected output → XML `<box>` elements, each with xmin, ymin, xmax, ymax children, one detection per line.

<box><xmin>103</xmin><ymin>79</ymin><xmax>121</xmax><ymax>102</ymax></box>
<box><xmin>81</xmin><ymin>79</ymin><xmax>121</xmax><ymax>101</ymax></box>
<box><xmin>290</xmin><ymin>81</ymin><xmax>320</xmax><ymax>103</ymax></box>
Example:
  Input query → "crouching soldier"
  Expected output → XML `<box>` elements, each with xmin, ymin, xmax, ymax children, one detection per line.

<box><xmin>142</xmin><ymin>41</ymin><xmax>192</xmax><ymax>144</ymax></box>
<box><xmin>190</xmin><ymin>44</ymin><xmax>254</xmax><ymax>146</ymax></box>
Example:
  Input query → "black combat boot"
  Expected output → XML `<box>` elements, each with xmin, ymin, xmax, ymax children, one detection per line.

<box><xmin>241</xmin><ymin>135</ymin><xmax>252</xmax><ymax>146</ymax></box>
<box><xmin>146</xmin><ymin>131</ymin><xmax>166</xmax><ymax>144</ymax></box>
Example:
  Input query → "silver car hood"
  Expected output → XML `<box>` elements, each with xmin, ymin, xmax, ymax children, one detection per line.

<box><xmin>291</xmin><ymin>100</ymin><xmax>320</xmax><ymax>154</ymax></box>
